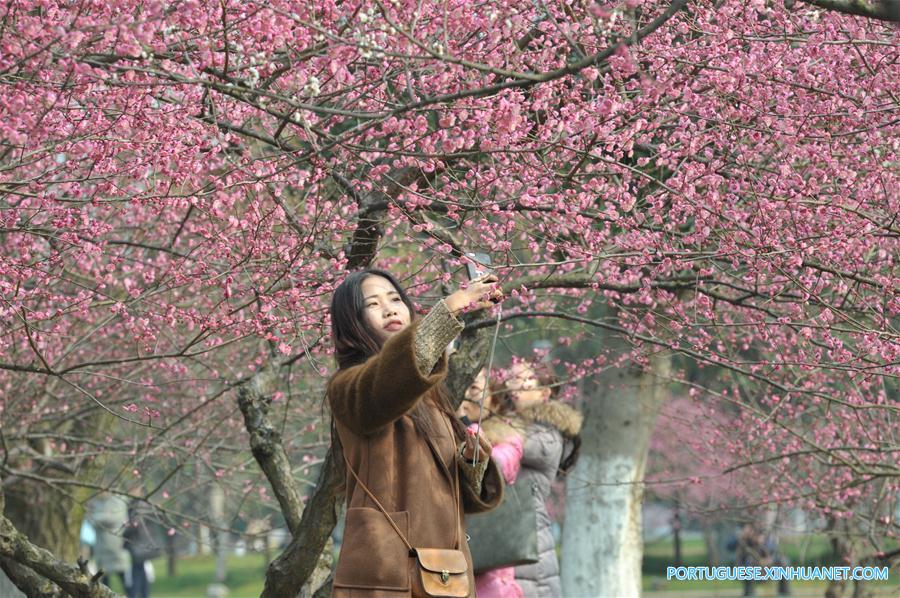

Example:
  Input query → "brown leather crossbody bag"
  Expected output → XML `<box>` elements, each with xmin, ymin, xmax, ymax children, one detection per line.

<box><xmin>342</xmin><ymin>419</ymin><xmax>470</xmax><ymax>597</ymax></box>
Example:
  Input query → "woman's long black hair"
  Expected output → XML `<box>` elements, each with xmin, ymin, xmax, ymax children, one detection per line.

<box><xmin>329</xmin><ymin>269</ymin><xmax>466</xmax><ymax>441</ymax></box>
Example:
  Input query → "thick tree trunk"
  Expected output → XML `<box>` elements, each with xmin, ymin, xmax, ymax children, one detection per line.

<box><xmin>3</xmin><ymin>482</ymin><xmax>83</xmax><ymax>563</ymax></box>
<box><xmin>825</xmin><ymin>515</ymin><xmax>857</xmax><ymax>598</ymax></box>
<box><xmin>166</xmin><ymin>533</ymin><xmax>177</xmax><ymax>576</ymax></box>
<box><xmin>672</xmin><ymin>503</ymin><xmax>683</xmax><ymax>567</ymax></box>
<box><xmin>702</xmin><ymin>521</ymin><xmax>720</xmax><ymax>567</ymax></box>
<box><xmin>561</xmin><ymin>350</ymin><xmax>671</xmax><ymax>598</ymax></box>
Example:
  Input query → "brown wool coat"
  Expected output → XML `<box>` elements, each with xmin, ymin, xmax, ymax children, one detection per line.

<box><xmin>328</xmin><ymin>322</ymin><xmax>504</xmax><ymax>598</ymax></box>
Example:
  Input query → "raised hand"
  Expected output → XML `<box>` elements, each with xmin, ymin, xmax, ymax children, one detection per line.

<box><xmin>445</xmin><ymin>274</ymin><xmax>504</xmax><ymax>314</ymax></box>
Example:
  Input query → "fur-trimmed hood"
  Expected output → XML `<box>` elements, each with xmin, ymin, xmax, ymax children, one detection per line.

<box><xmin>478</xmin><ymin>415</ymin><xmax>522</xmax><ymax>445</ymax></box>
<box><xmin>477</xmin><ymin>401</ymin><xmax>583</xmax><ymax>444</ymax></box>
<box><xmin>515</xmin><ymin>401</ymin><xmax>583</xmax><ymax>439</ymax></box>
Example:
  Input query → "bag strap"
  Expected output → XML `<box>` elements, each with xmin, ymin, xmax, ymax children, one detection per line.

<box><xmin>341</xmin><ymin>412</ymin><xmax>462</xmax><ymax>553</ymax></box>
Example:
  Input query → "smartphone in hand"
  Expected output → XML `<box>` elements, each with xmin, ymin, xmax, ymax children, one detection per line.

<box><xmin>465</xmin><ymin>252</ymin><xmax>492</xmax><ymax>281</ymax></box>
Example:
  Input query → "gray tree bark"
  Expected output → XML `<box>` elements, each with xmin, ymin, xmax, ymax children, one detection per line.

<box><xmin>561</xmin><ymin>349</ymin><xmax>671</xmax><ymax>598</ymax></box>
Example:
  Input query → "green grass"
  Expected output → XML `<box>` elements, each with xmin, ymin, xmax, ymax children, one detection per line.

<box><xmin>156</xmin><ymin>553</ymin><xmax>267</xmax><ymax>598</ymax></box>
<box><xmin>105</xmin><ymin>554</ymin><xmax>268</xmax><ymax>598</ymax></box>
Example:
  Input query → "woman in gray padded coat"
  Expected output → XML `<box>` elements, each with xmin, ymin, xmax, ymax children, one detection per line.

<box><xmin>504</xmin><ymin>361</ymin><xmax>582</xmax><ymax>598</ymax></box>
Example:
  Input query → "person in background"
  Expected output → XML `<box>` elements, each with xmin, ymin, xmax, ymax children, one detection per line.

<box><xmin>731</xmin><ymin>522</ymin><xmax>791</xmax><ymax>597</ymax></box>
<box><xmin>79</xmin><ymin>517</ymin><xmax>96</xmax><ymax>566</ymax></box>
<box><xmin>504</xmin><ymin>361</ymin><xmax>582</xmax><ymax>598</ymax></box>
<box><xmin>87</xmin><ymin>491</ymin><xmax>131</xmax><ymax>593</ymax></box>
<box><xmin>458</xmin><ymin>368</ymin><xmax>524</xmax><ymax>598</ymax></box>
<box><xmin>123</xmin><ymin>498</ymin><xmax>162</xmax><ymax>598</ymax></box>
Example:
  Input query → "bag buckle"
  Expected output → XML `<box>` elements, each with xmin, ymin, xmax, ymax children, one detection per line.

<box><xmin>440</xmin><ymin>570</ymin><xmax>450</xmax><ymax>584</ymax></box>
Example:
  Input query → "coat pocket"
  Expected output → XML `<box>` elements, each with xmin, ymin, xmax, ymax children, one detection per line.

<box><xmin>333</xmin><ymin>507</ymin><xmax>411</xmax><ymax>591</ymax></box>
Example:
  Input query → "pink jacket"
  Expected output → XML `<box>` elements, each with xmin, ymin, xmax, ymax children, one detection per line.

<box><xmin>471</xmin><ymin>431</ymin><xmax>524</xmax><ymax>598</ymax></box>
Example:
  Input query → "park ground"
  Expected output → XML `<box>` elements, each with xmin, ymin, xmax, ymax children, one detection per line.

<box><xmin>100</xmin><ymin>536</ymin><xmax>898</xmax><ymax>598</ymax></box>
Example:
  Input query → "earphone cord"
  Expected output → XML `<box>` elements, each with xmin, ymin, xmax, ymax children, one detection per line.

<box><xmin>473</xmin><ymin>304</ymin><xmax>503</xmax><ymax>464</ymax></box>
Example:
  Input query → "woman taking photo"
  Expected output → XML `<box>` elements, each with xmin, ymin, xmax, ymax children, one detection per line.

<box><xmin>328</xmin><ymin>269</ymin><xmax>505</xmax><ymax>597</ymax></box>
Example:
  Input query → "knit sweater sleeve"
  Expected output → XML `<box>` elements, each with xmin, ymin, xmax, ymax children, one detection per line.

<box><xmin>413</xmin><ymin>299</ymin><xmax>464</xmax><ymax>376</ymax></box>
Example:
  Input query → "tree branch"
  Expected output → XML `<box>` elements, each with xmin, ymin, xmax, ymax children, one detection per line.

<box><xmin>0</xmin><ymin>558</ymin><xmax>65</xmax><ymax>598</ymax></box>
<box><xmin>0</xmin><ymin>515</ymin><xmax>119</xmax><ymax>598</ymax></box>
<box><xmin>337</xmin><ymin>167</ymin><xmax>431</xmax><ymax>270</ymax></box>
<box><xmin>403</xmin><ymin>0</ymin><xmax>689</xmax><ymax>109</ymax></box>
<box><xmin>796</xmin><ymin>0</ymin><xmax>900</xmax><ymax>22</ymax></box>
<box><xmin>261</xmin><ymin>444</ymin><xmax>343</xmax><ymax>598</ymax></box>
<box><xmin>236</xmin><ymin>369</ymin><xmax>305</xmax><ymax>535</ymax></box>
<box><xmin>512</xmin><ymin>273</ymin><xmax>712</xmax><ymax>293</ymax></box>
